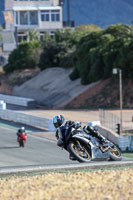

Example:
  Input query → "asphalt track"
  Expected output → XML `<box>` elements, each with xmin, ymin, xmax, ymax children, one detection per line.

<box><xmin>0</xmin><ymin>125</ymin><xmax>133</xmax><ymax>175</ymax></box>
<box><xmin>0</xmin><ymin>126</ymin><xmax>75</xmax><ymax>167</ymax></box>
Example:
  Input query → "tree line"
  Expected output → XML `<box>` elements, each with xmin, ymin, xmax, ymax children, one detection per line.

<box><xmin>4</xmin><ymin>24</ymin><xmax>133</xmax><ymax>84</ymax></box>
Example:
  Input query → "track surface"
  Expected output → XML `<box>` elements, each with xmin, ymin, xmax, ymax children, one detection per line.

<box><xmin>0</xmin><ymin>126</ymin><xmax>132</xmax><ymax>171</ymax></box>
<box><xmin>0</xmin><ymin>126</ymin><xmax>75</xmax><ymax>167</ymax></box>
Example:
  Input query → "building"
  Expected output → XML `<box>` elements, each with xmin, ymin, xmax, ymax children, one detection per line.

<box><xmin>2</xmin><ymin>0</ymin><xmax>63</xmax><ymax>54</ymax></box>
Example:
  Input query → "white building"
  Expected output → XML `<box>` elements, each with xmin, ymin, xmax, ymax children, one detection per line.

<box><xmin>2</xmin><ymin>0</ymin><xmax>63</xmax><ymax>53</ymax></box>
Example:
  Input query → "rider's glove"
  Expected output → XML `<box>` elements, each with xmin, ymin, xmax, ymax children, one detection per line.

<box><xmin>67</xmin><ymin>120</ymin><xmax>74</xmax><ymax>126</ymax></box>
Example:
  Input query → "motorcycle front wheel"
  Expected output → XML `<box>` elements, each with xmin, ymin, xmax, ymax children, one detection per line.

<box><xmin>109</xmin><ymin>145</ymin><xmax>122</xmax><ymax>161</ymax></box>
<box><xmin>67</xmin><ymin>141</ymin><xmax>91</xmax><ymax>162</ymax></box>
<box><xmin>19</xmin><ymin>139</ymin><xmax>24</xmax><ymax>147</ymax></box>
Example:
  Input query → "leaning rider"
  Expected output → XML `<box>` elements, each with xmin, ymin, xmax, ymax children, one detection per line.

<box><xmin>53</xmin><ymin>115</ymin><xmax>106</xmax><ymax>146</ymax></box>
<box><xmin>53</xmin><ymin>115</ymin><xmax>77</xmax><ymax>160</ymax></box>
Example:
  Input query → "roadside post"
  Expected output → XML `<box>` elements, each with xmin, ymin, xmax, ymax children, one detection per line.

<box><xmin>112</xmin><ymin>68</ymin><xmax>123</xmax><ymax>135</ymax></box>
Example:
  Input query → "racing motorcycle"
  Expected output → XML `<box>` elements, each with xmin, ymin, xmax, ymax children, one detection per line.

<box><xmin>18</xmin><ymin>132</ymin><xmax>27</xmax><ymax>147</ymax></box>
<box><xmin>56</xmin><ymin>122</ymin><xmax>122</xmax><ymax>162</ymax></box>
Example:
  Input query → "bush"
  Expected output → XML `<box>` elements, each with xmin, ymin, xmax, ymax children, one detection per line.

<box><xmin>70</xmin><ymin>24</ymin><xmax>133</xmax><ymax>84</ymax></box>
<box><xmin>39</xmin><ymin>26</ymin><xmax>101</xmax><ymax>71</ymax></box>
<box><xmin>4</xmin><ymin>40</ymin><xmax>41</xmax><ymax>73</ymax></box>
<box><xmin>39</xmin><ymin>29</ymin><xmax>76</xmax><ymax>70</ymax></box>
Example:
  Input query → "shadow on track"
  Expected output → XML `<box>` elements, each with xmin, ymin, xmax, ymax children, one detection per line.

<box><xmin>0</xmin><ymin>146</ymin><xmax>20</xmax><ymax>149</ymax></box>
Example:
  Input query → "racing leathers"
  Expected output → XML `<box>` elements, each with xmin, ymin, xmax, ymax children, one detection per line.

<box><xmin>55</xmin><ymin>120</ymin><xmax>74</xmax><ymax>147</ymax></box>
<box><xmin>83</xmin><ymin>125</ymin><xmax>107</xmax><ymax>144</ymax></box>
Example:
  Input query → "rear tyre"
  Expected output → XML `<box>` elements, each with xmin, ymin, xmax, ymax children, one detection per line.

<box><xmin>109</xmin><ymin>145</ymin><xmax>122</xmax><ymax>161</ymax></box>
<box><xmin>67</xmin><ymin>141</ymin><xmax>91</xmax><ymax>162</ymax></box>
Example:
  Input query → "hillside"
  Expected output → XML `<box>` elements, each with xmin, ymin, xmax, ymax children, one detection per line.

<box><xmin>63</xmin><ymin>0</ymin><xmax>133</xmax><ymax>28</ymax></box>
<box><xmin>0</xmin><ymin>68</ymin><xmax>133</xmax><ymax>109</ymax></box>
<box><xmin>65</xmin><ymin>78</ymin><xmax>133</xmax><ymax>109</ymax></box>
<box><xmin>12</xmin><ymin>68</ymin><xmax>98</xmax><ymax>108</ymax></box>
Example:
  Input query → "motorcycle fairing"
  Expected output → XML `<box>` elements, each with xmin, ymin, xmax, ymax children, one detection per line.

<box><xmin>91</xmin><ymin>146</ymin><xmax>110</xmax><ymax>160</ymax></box>
<box><xmin>71</xmin><ymin>133</ymin><xmax>110</xmax><ymax>161</ymax></box>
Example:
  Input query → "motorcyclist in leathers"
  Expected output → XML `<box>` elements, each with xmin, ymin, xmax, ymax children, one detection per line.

<box><xmin>16</xmin><ymin>127</ymin><xmax>27</xmax><ymax>142</ymax></box>
<box><xmin>53</xmin><ymin>115</ymin><xmax>106</xmax><ymax>160</ymax></box>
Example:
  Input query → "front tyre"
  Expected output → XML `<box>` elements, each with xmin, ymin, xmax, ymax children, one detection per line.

<box><xmin>109</xmin><ymin>145</ymin><xmax>122</xmax><ymax>161</ymax></box>
<box><xmin>20</xmin><ymin>139</ymin><xmax>24</xmax><ymax>147</ymax></box>
<box><xmin>67</xmin><ymin>141</ymin><xmax>91</xmax><ymax>162</ymax></box>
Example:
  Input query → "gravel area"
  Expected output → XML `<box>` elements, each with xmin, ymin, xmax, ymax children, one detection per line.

<box><xmin>0</xmin><ymin>168</ymin><xmax>133</xmax><ymax>200</ymax></box>
<box><xmin>21</xmin><ymin>109</ymin><xmax>100</xmax><ymax>126</ymax></box>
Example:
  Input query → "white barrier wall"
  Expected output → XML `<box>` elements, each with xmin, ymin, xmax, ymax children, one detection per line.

<box><xmin>0</xmin><ymin>109</ymin><xmax>55</xmax><ymax>131</ymax></box>
<box><xmin>0</xmin><ymin>94</ymin><xmax>36</xmax><ymax>107</ymax></box>
<box><xmin>91</xmin><ymin>122</ymin><xmax>133</xmax><ymax>151</ymax></box>
<box><xmin>118</xmin><ymin>136</ymin><xmax>133</xmax><ymax>151</ymax></box>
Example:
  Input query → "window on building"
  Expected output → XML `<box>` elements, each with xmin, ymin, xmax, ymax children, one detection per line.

<box><xmin>17</xmin><ymin>32</ymin><xmax>27</xmax><ymax>43</ymax></box>
<box><xmin>20</xmin><ymin>11</ymin><xmax>28</xmax><ymax>25</ymax></box>
<box><xmin>15</xmin><ymin>11</ymin><xmax>38</xmax><ymax>25</ymax></box>
<box><xmin>41</xmin><ymin>10</ymin><xmax>60</xmax><ymax>22</ymax></box>
<box><xmin>15</xmin><ymin>11</ymin><xmax>19</xmax><ymax>25</ymax></box>
<box><xmin>30</xmin><ymin>11</ymin><xmax>38</xmax><ymax>25</ymax></box>
<box><xmin>51</xmin><ymin>10</ymin><xmax>60</xmax><ymax>22</ymax></box>
<box><xmin>41</xmin><ymin>10</ymin><xmax>50</xmax><ymax>22</ymax></box>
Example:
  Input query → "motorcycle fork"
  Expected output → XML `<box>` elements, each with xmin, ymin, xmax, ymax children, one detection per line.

<box><xmin>74</xmin><ymin>140</ymin><xmax>83</xmax><ymax>151</ymax></box>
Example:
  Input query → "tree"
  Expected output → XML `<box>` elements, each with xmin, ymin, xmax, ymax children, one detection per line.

<box><xmin>70</xmin><ymin>24</ymin><xmax>133</xmax><ymax>84</ymax></box>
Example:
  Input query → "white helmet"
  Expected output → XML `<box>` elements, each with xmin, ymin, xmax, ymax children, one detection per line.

<box><xmin>21</xmin><ymin>127</ymin><xmax>25</xmax><ymax>131</ymax></box>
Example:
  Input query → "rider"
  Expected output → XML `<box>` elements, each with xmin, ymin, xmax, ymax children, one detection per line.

<box><xmin>53</xmin><ymin>115</ymin><xmax>106</xmax><ymax>160</ymax></box>
<box><xmin>53</xmin><ymin>115</ymin><xmax>106</xmax><ymax>145</ymax></box>
<box><xmin>53</xmin><ymin>115</ymin><xmax>77</xmax><ymax>160</ymax></box>
<box><xmin>16</xmin><ymin>127</ymin><xmax>26</xmax><ymax>141</ymax></box>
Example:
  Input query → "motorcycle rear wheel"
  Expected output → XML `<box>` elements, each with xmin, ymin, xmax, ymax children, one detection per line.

<box><xmin>109</xmin><ymin>145</ymin><xmax>122</xmax><ymax>161</ymax></box>
<box><xmin>67</xmin><ymin>141</ymin><xmax>91</xmax><ymax>162</ymax></box>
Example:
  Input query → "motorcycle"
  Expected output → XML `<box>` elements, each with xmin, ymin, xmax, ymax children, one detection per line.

<box><xmin>56</xmin><ymin>122</ymin><xmax>122</xmax><ymax>162</ymax></box>
<box><xmin>18</xmin><ymin>132</ymin><xmax>27</xmax><ymax>147</ymax></box>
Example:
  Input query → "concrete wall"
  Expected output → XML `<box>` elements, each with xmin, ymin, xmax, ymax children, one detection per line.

<box><xmin>96</xmin><ymin>125</ymin><xmax>119</xmax><ymax>145</ymax></box>
<box><xmin>97</xmin><ymin>125</ymin><xmax>133</xmax><ymax>151</ymax></box>
<box><xmin>0</xmin><ymin>109</ymin><xmax>54</xmax><ymax>131</ymax></box>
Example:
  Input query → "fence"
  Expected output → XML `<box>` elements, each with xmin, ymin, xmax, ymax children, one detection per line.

<box><xmin>99</xmin><ymin>109</ymin><xmax>120</xmax><ymax>133</ymax></box>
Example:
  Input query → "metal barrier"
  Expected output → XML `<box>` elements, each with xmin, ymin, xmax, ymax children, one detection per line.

<box><xmin>0</xmin><ymin>109</ymin><xmax>55</xmax><ymax>131</ymax></box>
<box><xmin>0</xmin><ymin>94</ymin><xmax>36</xmax><ymax>107</ymax></box>
<box><xmin>99</xmin><ymin>109</ymin><xmax>120</xmax><ymax>133</ymax></box>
